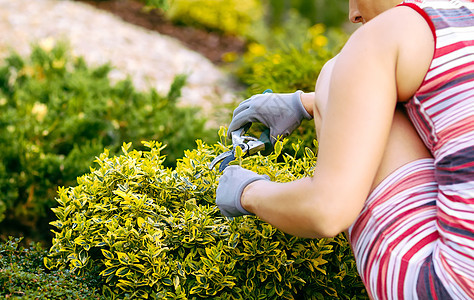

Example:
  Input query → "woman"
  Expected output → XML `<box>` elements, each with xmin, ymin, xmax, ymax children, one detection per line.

<box><xmin>216</xmin><ymin>0</ymin><xmax>474</xmax><ymax>298</ymax></box>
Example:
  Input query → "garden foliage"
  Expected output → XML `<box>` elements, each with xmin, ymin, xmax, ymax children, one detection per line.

<box><xmin>237</xmin><ymin>23</ymin><xmax>347</xmax><ymax>96</ymax></box>
<box><xmin>166</xmin><ymin>0</ymin><xmax>263</xmax><ymax>36</ymax></box>
<box><xmin>141</xmin><ymin>0</ymin><xmax>169</xmax><ymax>10</ymax></box>
<box><xmin>47</xmin><ymin>128</ymin><xmax>367</xmax><ymax>299</ymax></box>
<box><xmin>159</xmin><ymin>0</ymin><xmax>348</xmax><ymax>35</ymax></box>
<box><xmin>0</xmin><ymin>42</ymin><xmax>214</xmax><ymax>238</ymax></box>
<box><xmin>266</xmin><ymin>0</ymin><xmax>349</xmax><ymax>28</ymax></box>
<box><xmin>0</xmin><ymin>237</ymin><xmax>101</xmax><ymax>299</ymax></box>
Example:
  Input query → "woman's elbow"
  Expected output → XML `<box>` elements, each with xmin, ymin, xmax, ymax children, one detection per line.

<box><xmin>310</xmin><ymin>217</ymin><xmax>347</xmax><ymax>238</ymax></box>
<box><xmin>306</xmin><ymin>197</ymin><xmax>359</xmax><ymax>238</ymax></box>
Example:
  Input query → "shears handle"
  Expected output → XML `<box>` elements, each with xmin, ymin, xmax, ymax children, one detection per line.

<box><xmin>258</xmin><ymin>128</ymin><xmax>273</xmax><ymax>156</ymax></box>
<box><xmin>255</xmin><ymin>89</ymin><xmax>273</xmax><ymax>155</ymax></box>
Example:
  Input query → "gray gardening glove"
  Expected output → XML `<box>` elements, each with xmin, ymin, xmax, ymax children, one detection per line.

<box><xmin>228</xmin><ymin>90</ymin><xmax>312</xmax><ymax>144</ymax></box>
<box><xmin>216</xmin><ymin>165</ymin><xmax>270</xmax><ymax>217</ymax></box>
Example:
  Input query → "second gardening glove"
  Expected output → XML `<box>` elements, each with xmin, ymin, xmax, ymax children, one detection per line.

<box><xmin>216</xmin><ymin>165</ymin><xmax>270</xmax><ymax>217</ymax></box>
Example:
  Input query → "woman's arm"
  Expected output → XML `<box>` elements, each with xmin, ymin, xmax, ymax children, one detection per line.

<box><xmin>299</xmin><ymin>55</ymin><xmax>339</xmax><ymax>139</ymax></box>
<box><xmin>300</xmin><ymin>92</ymin><xmax>315</xmax><ymax>118</ymax></box>
<box><xmin>240</xmin><ymin>6</ymin><xmax>434</xmax><ymax>238</ymax></box>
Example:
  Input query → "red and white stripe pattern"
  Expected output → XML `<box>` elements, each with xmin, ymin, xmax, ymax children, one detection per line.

<box><xmin>349</xmin><ymin>0</ymin><xmax>474</xmax><ymax>299</ymax></box>
<box><xmin>349</xmin><ymin>159</ymin><xmax>439</xmax><ymax>299</ymax></box>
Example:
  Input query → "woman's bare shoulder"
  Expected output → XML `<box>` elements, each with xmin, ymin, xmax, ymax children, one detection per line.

<box><xmin>351</xmin><ymin>6</ymin><xmax>435</xmax><ymax>101</ymax></box>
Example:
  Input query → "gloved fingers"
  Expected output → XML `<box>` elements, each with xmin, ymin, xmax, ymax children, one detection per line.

<box><xmin>227</xmin><ymin>109</ymin><xmax>262</xmax><ymax>138</ymax></box>
<box><xmin>228</xmin><ymin>102</ymin><xmax>253</xmax><ymax>139</ymax></box>
<box><xmin>232</xmin><ymin>99</ymin><xmax>252</xmax><ymax>117</ymax></box>
<box><xmin>216</xmin><ymin>165</ymin><xmax>270</xmax><ymax>217</ymax></box>
<box><xmin>235</xmin><ymin>94</ymin><xmax>268</xmax><ymax>112</ymax></box>
<box><xmin>221</xmin><ymin>164</ymin><xmax>249</xmax><ymax>176</ymax></box>
<box><xmin>220</xmin><ymin>165</ymin><xmax>270</xmax><ymax>182</ymax></box>
<box><xmin>227</xmin><ymin>118</ymin><xmax>249</xmax><ymax>138</ymax></box>
<box><xmin>216</xmin><ymin>165</ymin><xmax>249</xmax><ymax>216</ymax></box>
<box><xmin>227</xmin><ymin>91</ymin><xmax>306</xmax><ymax>141</ymax></box>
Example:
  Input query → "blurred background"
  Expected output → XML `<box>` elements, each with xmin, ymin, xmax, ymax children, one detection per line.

<box><xmin>0</xmin><ymin>0</ymin><xmax>354</xmax><ymax>246</ymax></box>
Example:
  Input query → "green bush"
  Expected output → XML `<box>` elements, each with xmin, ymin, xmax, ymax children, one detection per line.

<box><xmin>237</xmin><ymin>24</ymin><xmax>347</xmax><ymax>96</ymax></box>
<box><xmin>166</xmin><ymin>0</ymin><xmax>263</xmax><ymax>36</ymax></box>
<box><xmin>161</xmin><ymin>0</ymin><xmax>348</xmax><ymax>38</ymax></box>
<box><xmin>47</xmin><ymin>128</ymin><xmax>367</xmax><ymax>299</ymax></box>
<box><xmin>0</xmin><ymin>42</ymin><xmax>214</xmax><ymax>240</ymax></box>
<box><xmin>266</xmin><ymin>0</ymin><xmax>349</xmax><ymax>28</ymax></box>
<box><xmin>140</xmin><ymin>0</ymin><xmax>169</xmax><ymax>10</ymax></box>
<box><xmin>0</xmin><ymin>237</ymin><xmax>102</xmax><ymax>299</ymax></box>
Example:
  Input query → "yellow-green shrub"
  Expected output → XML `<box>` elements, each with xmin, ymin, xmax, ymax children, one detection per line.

<box><xmin>238</xmin><ymin>24</ymin><xmax>347</xmax><ymax>96</ymax></box>
<box><xmin>47</xmin><ymin>129</ymin><xmax>367</xmax><ymax>299</ymax></box>
<box><xmin>166</xmin><ymin>0</ymin><xmax>263</xmax><ymax>36</ymax></box>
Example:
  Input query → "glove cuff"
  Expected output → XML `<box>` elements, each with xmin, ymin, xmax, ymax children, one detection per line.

<box><xmin>293</xmin><ymin>90</ymin><xmax>313</xmax><ymax>120</ymax></box>
<box><xmin>235</xmin><ymin>174</ymin><xmax>270</xmax><ymax>215</ymax></box>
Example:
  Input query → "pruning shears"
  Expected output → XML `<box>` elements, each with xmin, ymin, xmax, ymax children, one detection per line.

<box><xmin>210</xmin><ymin>89</ymin><xmax>275</xmax><ymax>172</ymax></box>
<box><xmin>210</xmin><ymin>124</ymin><xmax>273</xmax><ymax>172</ymax></box>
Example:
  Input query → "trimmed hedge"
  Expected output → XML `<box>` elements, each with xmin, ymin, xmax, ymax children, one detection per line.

<box><xmin>46</xmin><ymin>129</ymin><xmax>368</xmax><ymax>299</ymax></box>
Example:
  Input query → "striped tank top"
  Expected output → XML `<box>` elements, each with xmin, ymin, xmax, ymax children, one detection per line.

<box><xmin>402</xmin><ymin>0</ymin><xmax>474</xmax><ymax>266</ymax></box>
<box><xmin>349</xmin><ymin>0</ymin><xmax>474</xmax><ymax>299</ymax></box>
<box><xmin>404</xmin><ymin>0</ymin><xmax>474</xmax><ymax>296</ymax></box>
